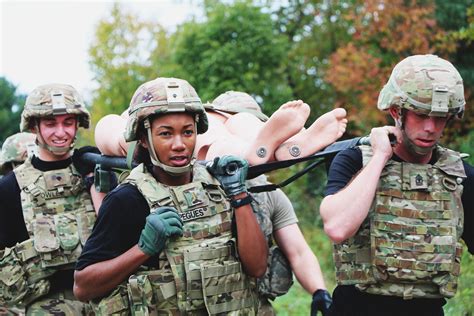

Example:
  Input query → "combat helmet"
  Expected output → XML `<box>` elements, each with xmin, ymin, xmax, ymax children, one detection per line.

<box><xmin>0</xmin><ymin>132</ymin><xmax>37</xmax><ymax>173</ymax></box>
<box><xmin>125</xmin><ymin>77</ymin><xmax>208</xmax><ymax>175</ymax></box>
<box><xmin>209</xmin><ymin>91</ymin><xmax>269</xmax><ymax>122</ymax></box>
<box><xmin>378</xmin><ymin>54</ymin><xmax>465</xmax><ymax>118</ymax></box>
<box><xmin>20</xmin><ymin>83</ymin><xmax>90</xmax><ymax>155</ymax></box>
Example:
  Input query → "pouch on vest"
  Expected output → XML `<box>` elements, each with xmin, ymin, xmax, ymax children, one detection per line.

<box><xmin>201</xmin><ymin>260</ymin><xmax>257</xmax><ymax>315</ymax></box>
<box><xmin>33</xmin><ymin>214</ymin><xmax>81</xmax><ymax>268</ymax></box>
<box><xmin>258</xmin><ymin>245</ymin><xmax>293</xmax><ymax>300</ymax></box>
<box><xmin>76</xmin><ymin>211</ymin><xmax>96</xmax><ymax>245</ymax></box>
<box><xmin>127</xmin><ymin>270</ymin><xmax>178</xmax><ymax>315</ymax></box>
<box><xmin>181</xmin><ymin>242</ymin><xmax>234</xmax><ymax>312</ymax></box>
<box><xmin>92</xmin><ymin>284</ymin><xmax>129</xmax><ymax>316</ymax></box>
<box><xmin>0</xmin><ymin>247</ymin><xmax>29</xmax><ymax>305</ymax></box>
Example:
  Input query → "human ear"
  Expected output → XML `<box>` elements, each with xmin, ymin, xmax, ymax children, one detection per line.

<box><xmin>139</xmin><ymin>135</ymin><xmax>149</xmax><ymax>149</ymax></box>
<box><xmin>389</xmin><ymin>107</ymin><xmax>403</xmax><ymax>127</ymax></box>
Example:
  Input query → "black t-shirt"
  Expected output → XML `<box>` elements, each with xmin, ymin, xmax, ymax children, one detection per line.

<box><xmin>324</xmin><ymin>147</ymin><xmax>474</xmax><ymax>315</ymax></box>
<box><xmin>0</xmin><ymin>156</ymin><xmax>82</xmax><ymax>293</ymax></box>
<box><xmin>75</xmin><ymin>183</ymin><xmax>159</xmax><ymax>270</ymax></box>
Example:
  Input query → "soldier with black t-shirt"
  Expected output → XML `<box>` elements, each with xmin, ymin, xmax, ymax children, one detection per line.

<box><xmin>0</xmin><ymin>84</ymin><xmax>105</xmax><ymax>314</ymax></box>
<box><xmin>320</xmin><ymin>55</ymin><xmax>473</xmax><ymax>316</ymax></box>
<box><xmin>74</xmin><ymin>77</ymin><xmax>268</xmax><ymax>315</ymax></box>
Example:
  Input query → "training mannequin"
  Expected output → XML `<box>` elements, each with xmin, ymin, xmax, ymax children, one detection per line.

<box><xmin>95</xmin><ymin>91</ymin><xmax>347</xmax><ymax>165</ymax></box>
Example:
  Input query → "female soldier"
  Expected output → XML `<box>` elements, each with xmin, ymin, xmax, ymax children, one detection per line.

<box><xmin>74</xmin><ymin>77</ymin><xmax>267</xmax><ymax>315</ymax></box>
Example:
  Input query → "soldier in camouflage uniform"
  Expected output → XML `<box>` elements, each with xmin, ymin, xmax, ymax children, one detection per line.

<box><xmin>74</xmin><ymin>77</ymin><xmax>268</xmax><ymax>315</ymax></box>
<box><xmin>0</xmin><ymin>132</ymin><xmax>37</xmax><ymax>175</ymax></box>
<box><xmin>0</xmin><ymin>83</ymin><xmax>104</xmax><ymax>314</ymax></box>
<box><xmin>320</xmin><ymin>54</ymin><xmax>474</xmax><ymax>315</ymax></box>
<box><xmin>205</xmin><ymin>91</ymin><xmax>333</xmax><ymax>315</ymax></box>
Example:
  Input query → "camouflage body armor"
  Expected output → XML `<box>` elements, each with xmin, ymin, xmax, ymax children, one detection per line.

<box><xmin>333</xmin><ymin>145</ymin><xmax>465</xmax><ymax>299</ymax></box>
<box><xmin>95</xmin><ymin>163</ymin><xmax>258</xmax><ymax>315</ymax></box>
<box><xmin>0</xmin><ymin>158</ymin><xmax>95</xmax><ymax>308</ymax></box>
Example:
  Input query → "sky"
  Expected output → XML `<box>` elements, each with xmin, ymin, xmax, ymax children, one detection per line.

<box><xmin>0</xmin><ymin>0</ymin><xmax>200</xmax><ymax>100</ymax></box>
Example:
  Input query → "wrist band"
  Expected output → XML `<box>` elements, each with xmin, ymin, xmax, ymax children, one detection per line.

<box><xmin>231</xmin><ymin>194</ymin><xmax>253</xmax><ymax>208</ymax></box>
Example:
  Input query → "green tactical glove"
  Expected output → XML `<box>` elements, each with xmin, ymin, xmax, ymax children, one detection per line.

<box><xmin>206</xmin><ymin>155</ymin><xmax>249</xmax><ymax>197</ymax></box>
<box><xmin>138</xmin><ymin>206</ymin><xmax>183</xmax><ymax>257</ymax></box>
<box><xmin>310</xmin><ymin>289</ymin><xmax>332</xmax><ymax>316</ymax></box>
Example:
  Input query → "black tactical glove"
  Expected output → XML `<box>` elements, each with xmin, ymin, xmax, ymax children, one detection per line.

<box><xmin>206</xmin><ymin>155</ymin><xmax>248</xmax><ymax>197</ymax></box>
<box><xmin>311</xmin><ymin>289</ymin><xmax>332</xmax><ymax>316</ymax></box>
<box><xmin>72</xmin><ymin>146</ymin><xmax>101</xmax><ymax>176</ymax></box>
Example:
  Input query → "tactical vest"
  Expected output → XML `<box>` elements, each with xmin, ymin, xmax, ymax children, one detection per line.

<box><xmin>0</xmin><ymin>158</ymin><xmax>95</xmax><ymax>307</ymax></box>
<box><xmin>333</xmin><ymin>146</ymin><xmax>465</xmax><ymax>299</ymax></box>
<box><xmin>97</xmin><ymin>163</ymin><xmax>258</xmax><ymax>315</ymax></box>
<box><xmin>247</xmin><ymin>176</ymin><xmax>293</xmax><ymax>302</ymax></box>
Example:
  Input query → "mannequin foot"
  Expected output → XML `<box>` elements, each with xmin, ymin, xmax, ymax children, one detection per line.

<box><xmin>245</xmin><ymin>100</ymin><xmax>310</xmax><ymax>165</ymax></box>
<box><xmin>274</xmin><ymin>108</ymin><xmax>347</xmax><ymax>160</ymax></box>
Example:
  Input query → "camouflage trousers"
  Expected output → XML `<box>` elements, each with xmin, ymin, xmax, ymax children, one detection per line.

<box><xmin>0</xmin><ymin>290</ymin><xmax>93</xmax><ymax>316</ymax></box>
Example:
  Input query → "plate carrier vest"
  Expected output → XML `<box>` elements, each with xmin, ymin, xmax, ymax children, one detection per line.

<box><xmin>95</xmin><ymin>163</ymin><xmax>258</xmax><ymax>315</ymax></box>
<box><xmin>0</xmin><ymin>158</ymin><xmax>95</xmax><ymax>307</ymax></box>
<box><xmin>333</xmin><ymin>145</ymin><xmax>465</xmax><ymax>299</ymax></box>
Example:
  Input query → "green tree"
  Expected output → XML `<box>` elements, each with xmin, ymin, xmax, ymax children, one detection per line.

<box><xmin>324</xmin><ymin>0</ymin><xmax>467</xmax><ymax>137</ymax></box>
<box><xmin>0</xmin><ymin>77</ymin><xmax>25</xmax><ymax>146</ymax></box>
<box><xmin>171</xmin><ymin>1</ymin><xmax>292</xmax><ymax>114</ymax></box>
<box><xmin>86</xmin><ymin>3</ymin><xmax>172</xmax><ymax>143</ymax></box>
<box><xmin>271</xmin><ymin>0</ymin><xmax>356</xmax><ymax>121</ymax></box>
<box><xmin>435</xmin><ymin>0</ymin><xmax>474</xmax><ymax>141</ymax></box>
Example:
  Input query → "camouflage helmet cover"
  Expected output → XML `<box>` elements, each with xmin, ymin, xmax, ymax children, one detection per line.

<box><xmin>210</xmin><ymin>91</ymin><xmax>269</xmax><ymax>122</ymax></box>
<box><xmin>378</xmin><ymin>54</ymin><xmax>465</xmax><ymax>118</ymax></box>
<box><xmin>20</xmin><ymin>83</ymin><xmax>90</xmax><ymax>131</ymax></box>
<box><xmin>0</xmin><ymin>132</ymin><xmax>36</xmax><ymax>168</ymax></box>
<box><xmin>125</xmin><ymin>77</ymin><xmax>208</xmax><ymax>142</ymax></box>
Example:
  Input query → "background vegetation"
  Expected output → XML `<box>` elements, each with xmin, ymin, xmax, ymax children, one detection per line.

<box><xmin>1</xmin><ymin>0</ymin><xmax>473</xmax><ymax>314</ymax></box>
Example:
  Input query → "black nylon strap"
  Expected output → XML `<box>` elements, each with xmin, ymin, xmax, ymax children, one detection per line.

<box><xmin>248</xmin><ymin>158</ymin><xmax>326</xmax><ymax>193</ymax></box>
<box><xmin>231</xmin><ymin>194</ymin><xmax>253</xmax><ymax>208</ymax></box>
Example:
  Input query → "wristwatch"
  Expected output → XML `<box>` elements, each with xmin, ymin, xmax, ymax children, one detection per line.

<box><xmin>230</xmin><ymin>194</ymin><xmax>253</xmax><ymax>208</ymax></box>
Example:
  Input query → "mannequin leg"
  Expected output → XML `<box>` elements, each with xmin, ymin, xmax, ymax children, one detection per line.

<box><xmin>95</xmin><ymin>114</ymin><xmax>129</xmax><ymax>156</ymax></box>
<box><xmin>224</xmin><ymin>112</ymin><xmax>265</xmax><ymax>143</ymax></box>
<box><xmin>195</xmin><ymin>112</ymin><xmax>234</xmax><ymax>160</ymax></box>
<box><xmin>245</xmin><ymin>100</ymin><xmax>310</xmax><ymax>165</ymax></box>
<box><xmin>274</xmin><ymin>108</ymin><xmax>347</xmax><ymax>160</ymax></box>
<box><xmin>205</xmin><ymin>134</ymin><xmax>249</xmax><ymax>161</ymax></box>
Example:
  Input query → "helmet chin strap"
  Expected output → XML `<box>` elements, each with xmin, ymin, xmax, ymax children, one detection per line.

<box><xmin>144</xmin><ymin>118</ymin><xmax>194</xmax><ymax>176</ymax></box>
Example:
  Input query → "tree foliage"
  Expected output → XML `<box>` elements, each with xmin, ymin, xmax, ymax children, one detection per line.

<box><xmin>271</xmin><ymin>0</ymin><xmax>357</xmax><ymax>121</ymax></box>
<box><xmin>172</xmin><ymin>1</ymin><xmax>292</xmax><ymax>114</ymax></box>
<box><xmin>86</xmin><ymin>3</ymin><xmax>170</xmax><ymax>143</ymax></box>
<box><xmin>324</xmin><ymin>0</ymin><xmax>472</xmax><ymax>138</ymax></box>
<box><xmin>0</xmin><ymin>77</ymin><xmax>25</xmax><ymax>146</ymax></box>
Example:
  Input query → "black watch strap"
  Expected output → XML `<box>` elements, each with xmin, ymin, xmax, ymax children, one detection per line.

<box><xmin>231</xmin><ymin>194</ymin><xmax>253</xmax><ymax>208</ymax></box>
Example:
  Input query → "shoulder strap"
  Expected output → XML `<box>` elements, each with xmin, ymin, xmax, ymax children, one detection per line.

<box><xmin>434</xmin><ymin>146</ymin><xmax>466</xmax><ymax>178</ymax></box>
<box><xmin>14</xmin><ymin>158</ymin><xmax>42</xmax><ymax>191</ymax></box>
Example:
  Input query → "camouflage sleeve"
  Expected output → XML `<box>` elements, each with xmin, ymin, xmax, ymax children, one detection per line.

<box><xmin>267</xmin><ymin>189</ymin><xmax>298</xmax><ymax>232</ymax></box>
<box><xmin>461</xmin><ymin>161</ymin><xmax>474</xmax><ymax>254</ymax></box>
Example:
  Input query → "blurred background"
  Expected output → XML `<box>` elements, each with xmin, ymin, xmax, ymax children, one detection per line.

<box><xmin>1</xmin><ymin>1</ymin><xmax>473</xmax><ymax>314</ymax></box>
